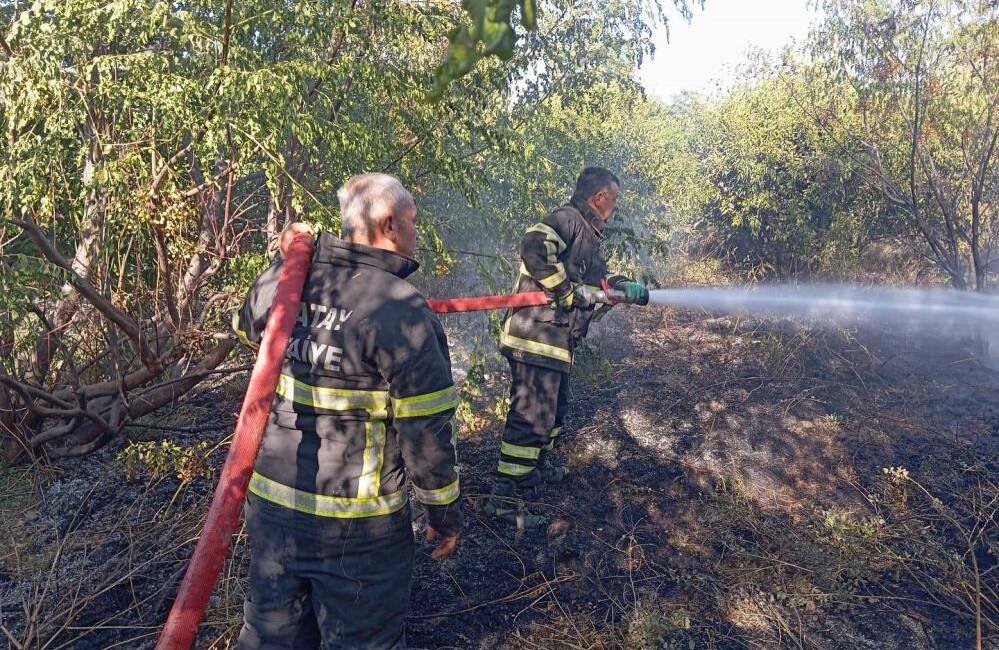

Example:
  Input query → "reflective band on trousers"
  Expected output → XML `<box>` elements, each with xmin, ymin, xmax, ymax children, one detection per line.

<box><xmin>412</xmin><ymin>479</ymin><xmax>460</xmax><ymax>506</ymax></box>
<box><xmin>276</xmin><ymin>374</ymin><xmax>390</xmax><ymax>418</ymax></box>
<box><xmin>248</xmin><ymin>472</ymin><xmax>408</xmax><ymax>518</ymax></box>
<box><xmin>231</xmin><ymin>312</ymin><xmax>259</xmax><ymax>350</ymax></box>
<box><xmin>544</xmin><ymin>426</ymin><xmax>562</xmax><ymax>450</ymax></box>
<box><xmin>497</xmin><ymin>460</ymin><xmax>535</xmax><ymax>476</ymax></box>
<box><xmin>392</xmin><ymin>385</ymin><xmax>459</xmax><ymax>418</ymax></box>
<box><xmin>500</xmin><ymin>319</ymin><xmax>572</xmax><ymax>363</ymax></box>
<box><xmin>501</xmin><ymin>441</ymin><xmax>541</xmax><ymax>460</ymax></box>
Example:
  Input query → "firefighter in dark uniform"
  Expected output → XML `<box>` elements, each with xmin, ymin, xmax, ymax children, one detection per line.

<box><xmin>232</xmin><ymin>173</ymin><xmax>462</xmax><ymax>649</ymax></box>
<box><xmin>484</xmin><ymin>167</ymin><xmax>648</xmax><ymax>526</ymax></box>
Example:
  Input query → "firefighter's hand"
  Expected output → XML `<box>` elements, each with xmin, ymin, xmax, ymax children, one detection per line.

<box><xmin>426</xmin><ymin>525</ymin><xmax>461</xmax><ymax>560</ymax></box>
<box><xmin>547</xmin><ymin>289</ymin><xmax>574</xmax><ymax>311</ymax></box>
<box><xmin>279</xmin><ymin>222</ymin><xmax>315</xmax><ymax>257</ymax></box>
<box><xmin>615</xmin><ymin>281</ymin><xmax>649</xmax><ymax>306</ymax></box>
<box><xmin>572</xmin><ymin>286</ymin><xmax>596</xmax><ymax>308</ymax></box>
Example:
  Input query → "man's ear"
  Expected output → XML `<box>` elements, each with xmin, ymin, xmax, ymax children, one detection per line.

<box><xmin>379</xmin><ymin>212</ymin><xmax>397</xmax><ymax>243</ymax></box>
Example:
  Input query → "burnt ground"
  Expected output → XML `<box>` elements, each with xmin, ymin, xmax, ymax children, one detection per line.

<box><xmin>1</xmin><ymin>307</ymin><xmax>997</xmax><ymax>649</ymax></box>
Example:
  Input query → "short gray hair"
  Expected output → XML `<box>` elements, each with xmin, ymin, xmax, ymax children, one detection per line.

<box><xmin>337</xmin><ymin>173</ymin><xmax>414</xmax><ymax>240</ymax></box>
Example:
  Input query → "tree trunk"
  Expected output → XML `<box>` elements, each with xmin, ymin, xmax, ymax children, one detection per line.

<box><xmin>29</xmin><ymin>135</ymin><xmax>105</xmax><ymax>384</ymax></box>
<box><xmin>43</xmin><ymin>339</ymin><xmax>237</xmax><ymax>458</ymax></box>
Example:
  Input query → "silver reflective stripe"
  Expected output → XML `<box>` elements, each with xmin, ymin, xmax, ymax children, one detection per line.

<box><xmin>392</xmin><ymin>385</ymin><xmax>459</xmax><ymax>418</ymax></box>
<box><xmin>248</xmin><ymin>472</ymin><xmax>407</xmax><ymax>518</ymax></box>
<box><xmin>501</xmin><ymin>441</ymin><xmax>541</xmax><ymax>460</ymax></box>
<box><xmin>276</xmin><ymin>374</ymin><xmax>390</xmax><ymax>418</ymax></box>
<box><xmin>412</xmin><ymin>479</ymin><xmax>460</xmax><ymax>506</ymax></box>
<box><xmin>497</xmin><ymin>460</ymin><xmax>535</xmax><ymax>476</ymax></box>
<box><xmin>357</xmin><ymin>421</ymin><xmax>386</xmax><ymax>498</ymax></box>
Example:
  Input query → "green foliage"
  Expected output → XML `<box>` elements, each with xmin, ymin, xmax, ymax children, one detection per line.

<box><xmin>805</xmin><ymin>0</ymin><xmax>999</xmax><ymax>289</ymax></box>
<box><xmin>430</xmin><ymin>0</ymin><xmax>537</xmax><ymax>101</ymax></box>
<box><xmin>0</xmin><ymin>0</ymin><xmax>678</xmax><ymax>455</ymax></box>
<box><xmin>689</xmin><ymin>70</ymin><xmax>882</xmax><ymax>279</ymax></box>
<box><xmin>115</xmin><ymin>440</ymin><xmax>213</xmax><ymax>483</ymax></box>
<box><xmin>571</xmin><ymin>343</ymin><xmax>614</xmax><ymax>385</ymax></box>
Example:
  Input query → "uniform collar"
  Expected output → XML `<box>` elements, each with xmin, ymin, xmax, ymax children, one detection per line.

<box><xmin>568</xmin><ymin>198</ymin><xmax>607</xmax><ymax>237</ymax></box>
<box><xmin>313</xmin><ymin>232</ymin><xmax>420</xmax><ymax>279</ymax></box>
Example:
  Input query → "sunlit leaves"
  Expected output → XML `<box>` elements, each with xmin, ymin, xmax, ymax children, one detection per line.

<box><xmin>429</xmin><ymin>0</ymin><xmax>537</xmax><ymax>101</ymax></box>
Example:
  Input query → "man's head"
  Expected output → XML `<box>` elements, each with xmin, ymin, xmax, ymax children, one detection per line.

<box><xmin>572</xmin><ymin>166</ymin><xmax>620</xmax><ymax>222</ymax></box>
<box><xmin>337</xmin><ymin>173</ymin><xmax>418</xmax><ymax>257</ymax></box>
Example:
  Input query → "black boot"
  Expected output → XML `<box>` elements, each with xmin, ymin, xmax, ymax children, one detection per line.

<box><xmin>537</xmin><ymin>450</ymin><xmax>568</xmax><ymax>484</ymax></box>
<box><xmin>482</xmin><ymin>478</ymin><xmax>544</xmax><ymax>529</ymax></box>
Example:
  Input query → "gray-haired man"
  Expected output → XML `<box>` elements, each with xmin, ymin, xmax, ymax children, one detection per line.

<box><xmin>234</xmin><ymin>173</ymin><xmax>462</xmax><ymax>649</ymax></box>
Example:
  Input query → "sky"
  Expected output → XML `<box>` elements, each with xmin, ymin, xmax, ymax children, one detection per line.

<box><xmin>638</xmin><ymin>0</ymin><xmax>820</xmax><ymax>101</ymax></box>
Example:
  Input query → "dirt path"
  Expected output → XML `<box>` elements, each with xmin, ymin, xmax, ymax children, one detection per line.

<box><xmin>2</xmin><ymin>308</ymin><xmax>996</xmax><ymax>649</ymax></box>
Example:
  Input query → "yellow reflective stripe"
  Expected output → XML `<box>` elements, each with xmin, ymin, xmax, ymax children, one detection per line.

<box><xmin>550</xmin><ymin>426</ymin><xmax>562</xmax><ymax>438</ymax></box>
<box><xmin>248</xmin><ymin>472</ymin><xmax>407</xmax><ymax>518</ymax></box>
<box><xmin>276</xmin><ymin>374</ymin><xmax>390</xmax><ymax>418</ymax></box>
<box><xmin>543</xmin><ymin>438</ymin><xmax>555</xmax><ymax>451</ymax></box>
<box><xmin>500</xmin><ymin>331</ymin><xmax>571</xmax><ymax>363</ymax></box>
<box><xmin>544</xmin><ymin>240</ymin><xmax>559</xmax><ymax>264</ymax></box>
<box><xmin>357</xmin><ymin>421</ymin><xmax>385</xmax><ymax>498</ymax></box>
<box><xmin>497</xmin><ymin>460</ymin><xmax>535</xmax><ymax>476</ymax></box>
<box><xmin>392</xmin><ymin>385</ymin><xmax>459</xmax><ymax>418</ymax></box>
<box><xmin>501</xmin><ymin>441</ymin><xmax>541</xmax><ymax>460</ymax></box>
<box><xmin>539</xmin><ymin>266</ymin><xmax>568</xmax><ymax>289</ymax></box>
<box><xmin>500</xmin><ymin>319</ymin><xmax>572</xmax><ymax>363</ymax></box>
<box><xmin>413</xmin><ymin>479</ymin><xmax>460</xmax><ymax>506</ymax></box>
<box><xmin>231</xmin><ymin>312</ymin><xmax>259</xmax><ymax>350</ymax></box>
<box><xmin>526</xmin><ymin>223</ymin><xmax>567</xmax><ymax>254</ymax></box>
<box><xmin>519</xmin><ymin>263</ymin><xmax>568</xmax><ymax>290</ymax></box>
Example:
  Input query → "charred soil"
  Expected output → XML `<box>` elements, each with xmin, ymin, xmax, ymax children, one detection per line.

<box><xmin>2</xmin><ymin>308</ymin><xmax>996</xmax><ymax>649</ymax></box>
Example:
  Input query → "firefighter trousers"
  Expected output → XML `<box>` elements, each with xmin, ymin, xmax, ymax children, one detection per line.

<box><xmin>494</xmin><ymin>358</ymin><xmax>570</xmax><ymax>486</ymax></box>
<box><xmin>237</xmin><ymin>493</ymin><xmax>415</xmax><ymax>650</ymax></box>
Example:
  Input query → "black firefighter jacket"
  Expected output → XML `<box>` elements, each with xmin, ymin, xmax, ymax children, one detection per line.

<box><xmin>499</xmin><ymin>200</ymin><xmax>628</xmax><ymax>373</ymax></box>
<box><xmin>232</xmin><ymin>233</ymin><xmax>461</xmax><ymax>534</ymax></box>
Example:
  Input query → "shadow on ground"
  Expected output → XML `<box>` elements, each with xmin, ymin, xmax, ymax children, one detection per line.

<box><xmin>1</xmin><ymin>307</ymin><xmax>995</xmax><ymax>649</ymax></box>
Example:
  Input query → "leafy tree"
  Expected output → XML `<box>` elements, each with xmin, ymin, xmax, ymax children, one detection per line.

<box><xmin>807</xmin><ymin>0</ymin><xmax>999</xmax><ymax>290</ymax></box>
<box><xmin>0</xmin><ymin>0</ymin><xmax>677</xmax><ymax>458</ymax></box>
<box><xmin>692</xmin><ymin>69</ymin><xmax>884</xmax><ymax>279</ymax></box>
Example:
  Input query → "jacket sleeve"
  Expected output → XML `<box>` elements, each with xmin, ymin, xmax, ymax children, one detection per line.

<box><xmin>519</xmin><ymin>216</ymin><xmax>574</xmax><ymax>299</ymax></box>
<box><xmin>373</xmin><ymin>302</ymin><xmax>462</xmax><ymax>536</ymax></box>
<box><xmin>231</xmin><ymin>259</ymin><xmax>283</xmax><ymax>350</ymax></box>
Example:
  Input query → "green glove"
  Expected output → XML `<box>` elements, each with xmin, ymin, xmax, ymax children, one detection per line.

<box><xmin>615</xmin><ymin>281</ymin><xmax>649</xmax><ymax>306</ymax></box>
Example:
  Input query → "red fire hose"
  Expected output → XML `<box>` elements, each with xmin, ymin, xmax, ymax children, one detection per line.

<box><xmin>155</xmin><ymin>236</ymin><xmax>620</xmax><ymax>648</ymax></box>
<box><xmin>155</xmin><ymin>233</ymin><xmax>314</xmax><ymax>650</ymax></box>
<box><xmin>427</xmin><ymin>290</ymin><xmax>549</xmax><ymax>313</ymax></box>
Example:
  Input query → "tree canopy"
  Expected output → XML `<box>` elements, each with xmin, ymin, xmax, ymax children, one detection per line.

<box><xmin>1</xmin><ymin>0</ymin><xmax>996</xmax><ymax>459</ymax></box>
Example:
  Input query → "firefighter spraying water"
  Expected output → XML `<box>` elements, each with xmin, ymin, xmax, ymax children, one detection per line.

<box><xmin>481</xmin><ymin>167</ymin><xmax>650</xmax><ymax>528</ymax></box>
<box><xmin>155</xmin><ymin>168</ymin><xmax>651</xmax><ymax>650</ymax></box>
<box><xmin>154</xmin><ymin>164</ymin><xmax>999</xmax><ymax>650</ymax></box>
